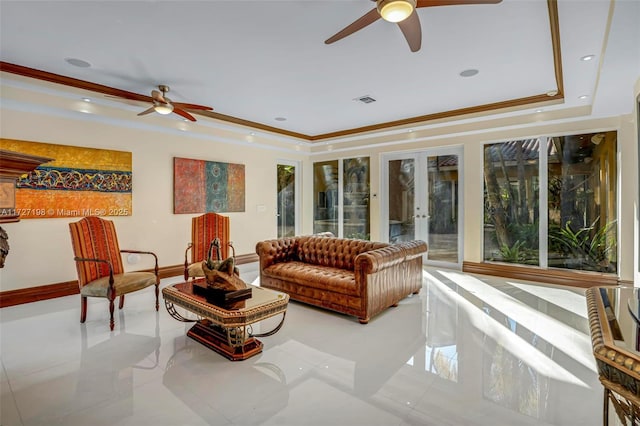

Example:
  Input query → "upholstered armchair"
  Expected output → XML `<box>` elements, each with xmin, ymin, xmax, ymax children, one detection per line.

<box><xmin>69</xmin><ymin>216</ymin><xmax>159</xmax><ymax>331</ymax></box>
<box><xmin>184</xmin><ymin>212</ymin><xmax>237</xmax><ymax>280</ymax></box>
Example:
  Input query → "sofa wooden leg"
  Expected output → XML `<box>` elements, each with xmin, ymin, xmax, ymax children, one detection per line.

<box><xmin>358</xmin><ymin>318</ymin><xmax>369</xmax><ymax>324</ymax></box>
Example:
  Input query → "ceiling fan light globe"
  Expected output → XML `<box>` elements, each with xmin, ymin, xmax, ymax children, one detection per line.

<box><xmin>378</xmin><ymin>0</ymin><xmax>416</xmax><ymax>23</ymax></box>
<box><xmin>154</xmin><ymin>103</ymin><xmax>174</xmax><ymax>115</ymax></box>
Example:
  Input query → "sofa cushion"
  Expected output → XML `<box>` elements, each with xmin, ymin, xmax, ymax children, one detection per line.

<box><xmin>262</xmin><ymin>261</ymin><xmax>359</xmax><ymax>296</ymax></box>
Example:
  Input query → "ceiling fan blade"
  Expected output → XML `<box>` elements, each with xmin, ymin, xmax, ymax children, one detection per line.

<box><xmin>416</xmin><ymin>0</ymin><xmax>502</xmax><ymax>8</ymax></box>
<box><xmin>104</xmin><ymin>94</ymin><xmax>151</xmax><ymax>104</ymax></box>
<box><xmin>172</xmin><ymin>102</ymin><xmax>213</xmax><ymax>111</ymax></box>
<box><xmin>398</xmin><ymin>10</ymin><xmax>422</xmax><ymax>52</ymax></box>
<box><xmin>325</xmin><ymin>8</ymin><xmax>381</xmax><ymax>45</ymax></box>
<box><xmin>137</xmin><ymin>106</ymin><xmax>156</xmax><ymax>116</ymax></box>
<box><xmin>173</xmin><ymin>108</ymin><xmax>197</xmax><ymax>122</ymax></box>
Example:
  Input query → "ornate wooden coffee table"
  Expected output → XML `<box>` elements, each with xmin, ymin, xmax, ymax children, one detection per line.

<box><xmin>162</xmin><ymin>280</ymin><xmax>289</xmax><ymax>361</ymax></box>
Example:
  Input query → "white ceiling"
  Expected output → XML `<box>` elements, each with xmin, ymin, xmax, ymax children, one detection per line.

<box><xmin>1</xmin><ymin>0</ymin><xmax>638</xmax><ymax>141</ymax></box>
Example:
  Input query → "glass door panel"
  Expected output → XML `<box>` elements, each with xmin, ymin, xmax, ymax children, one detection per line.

<box><xmin>426</xmin><ymin>155</ymin><xmax>460</xmax><ymax>264</ymax></box>
<box><xmin>388</xmin><ymin>158</ymin><xmax>416</xmax><ymax>242</ymax></box>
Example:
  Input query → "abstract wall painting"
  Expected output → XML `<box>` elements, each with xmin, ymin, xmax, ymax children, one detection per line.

<box><xmin>173</xmin><ymin>157</ymin><xmax>245</xmax><ymax>214</ymax></box>
<box><xmin>0</xmin><ymin>139</ymin><xmax>132</xmax><ymax>219</ymax></box>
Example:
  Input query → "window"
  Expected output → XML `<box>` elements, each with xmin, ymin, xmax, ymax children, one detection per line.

<box><xmin>483</xmin><ymin>132</ymin><xmax>617</xmax><ymax>274</ymax></box>
<box><xmin>313</xmin><ymin>157</ymin><xmax>370</xmax><ymax>239</ymax></box>
<box><xmin>277</xmin><ymin>163</ymin><xmax>297</xmax><ymax>238</ymax></box>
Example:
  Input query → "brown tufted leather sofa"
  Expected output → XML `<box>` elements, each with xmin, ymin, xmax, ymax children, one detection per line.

<box><xmin>255</xmin><ymin>235</ymin><xmax>427</xmax><ymax>323</ymax></box>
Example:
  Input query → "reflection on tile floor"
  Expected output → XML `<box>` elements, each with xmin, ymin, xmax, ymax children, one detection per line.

<box><xmin>1</xmin><ymin>265</ymin><xmax>604</xmax><ymax>425</ymax></box>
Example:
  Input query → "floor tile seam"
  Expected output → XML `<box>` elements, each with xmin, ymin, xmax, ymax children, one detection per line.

<box><xmin>155</xmin><ymin>382</ymin><xmax>235</xmax><ymax>424</ymax></box>
<box><xmin>266</xmin><ymin>341</ymin><xmax>335</xmax><ymax>369</ymax></box>
<box><xmin>226</xmin><ymin>388</ymin><xmax>292</xmax><ymax>424</ymax></box>
<box><xmin>1</xmin><ymin>355</ymin><xmax>84</xmax><ymax>387</ymax></box>
<box><xmin>1</xmin><ymin>360</ymin><xmax>26</xmax><ymax>426</ymax></box>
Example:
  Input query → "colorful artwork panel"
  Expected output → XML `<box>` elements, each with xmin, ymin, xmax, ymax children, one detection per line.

<box><xmin>174</xmin><ymin>157</ymin><xmax>245</xmax><ymax>214</ymax></box>
<box><xmin>0</xmin><ymin>139</ymin><xmax>132</xmax><ymax>218</ymax></box>
<box><xmin>173</xmin><ymin>158</ymin><xmax>206</xmax><ymax>214</ymax></box>
<box><xmin>227</xmin><ymin>163</ymin><xmax>246</xmax><ymax>212</ymax></box>
<box><xmin>206</xmin><ymin>161</ymin><xmax>228</xmax><ymax>212</ymax></box>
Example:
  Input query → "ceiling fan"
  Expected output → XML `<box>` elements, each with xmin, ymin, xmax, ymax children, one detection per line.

<box><xmin>134</xmin><ymin>85</ymin><xmax>213</xmax><ymax>122</ymax></box>
<box><xmin>325</xmin><ymin>0</ymin><xmax>503</xmax><ymax>52</ymax></box>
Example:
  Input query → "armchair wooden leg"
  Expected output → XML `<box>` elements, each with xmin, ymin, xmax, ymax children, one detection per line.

<box><xmin>80</xmin><ymin>296</ymin><xmax>87</xmax><ymax>323</ymax></box>
<box><xmin>154</xmin><ymin>284</ymin><xmax>159</xmax><ymax>311</ymax></box>
<box><xmin>119</xmin><ymin>295</ymin><xmax>125</xmax><ymax>309</ymax></box>
<box><xmin>109</xmin><ymin>299</ymin><xmax>115</xmax><ymax>331</ymax></box>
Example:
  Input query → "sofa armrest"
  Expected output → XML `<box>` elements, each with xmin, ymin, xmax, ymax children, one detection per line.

<box><xmin>354</xmin><ymin>245</ymin><xmax>406</xmax><ymax>275</ymax></box>
<box><xmin>356</xmin><ymin>240</ymin><xmax>427</xmax><ymax>323</ymax></box>
<box><xmin>354</xmin><ymin>241</ymin><xmax>426</xmax><ymax>274</ymax></box>
<box><xmin>399</xmin><ymin>240</ymin><xmax>428</xmax><ymax>260</ymax></box>
<box><xmin>256</xmin><ymin>237</ymin><xmax>299</xmax><ymax>270</ymax></box>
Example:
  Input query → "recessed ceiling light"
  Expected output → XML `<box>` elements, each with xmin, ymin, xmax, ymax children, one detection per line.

<box><xmin>250</xmin><ymin>132</ymin><xmax>255</xmax><ymax>136</ymax></box>
<box><xmin>274</xmin><ymin>117</ymin><xmax>287</xmax><ymax>121</ymax></box>
<box><xmin>581</xmin><ymin>55</ymin><xmax>595</xmax><ymax>61</ymax></box>
<box><xmin>459</xmin><ymin>69</ymin><xmax>479</xmax><ymax>77</ymax></box>
<box><xmin>535</xmin><ymin>109</ymin><xmax>543</xmax><ymax>113</ymax></box>
<box><xmin>65</xmin><ymin>57</ymin><xmax>91</xmax><ymax>68</ymax></box>
<box><xmin>81</xmin><ymin>97</ymin><xmax>91</xmax><ymax>102</ymax></box>
<box><xmin>579</xmin><ymin>95</ymin><xmax>588</xmax><ymax>99</ymax></box>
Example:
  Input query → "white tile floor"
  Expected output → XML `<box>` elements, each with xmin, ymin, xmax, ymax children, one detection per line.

<box><xmin>1</xmin><ymin>265</ymin><xmax>604</xmax><ymax>426</ymax></box>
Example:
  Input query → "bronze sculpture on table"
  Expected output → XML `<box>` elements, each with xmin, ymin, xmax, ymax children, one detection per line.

<box><xmin>201</xmin><ymin>238</ymin><xmax>247</xmax><ymax>292</ymax></box>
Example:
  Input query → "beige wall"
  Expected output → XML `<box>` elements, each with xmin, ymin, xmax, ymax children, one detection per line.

<box><xmin>0</xmin><ymin>108</ymin><xmax>307</xmax><ymax>291</ymax></box>
<box><xmin>1</xmin><ymin>85</ymin><xmax>638</xmax><ymax>291</ymax></box>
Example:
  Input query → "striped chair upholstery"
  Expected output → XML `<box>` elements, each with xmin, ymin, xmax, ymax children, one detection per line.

<box><xmin>69</xmin><ymin>216</ymin><xmax>159</xmax><ymax>331</ymax></box>
<box><xmin>184</xmin><ymin>212</ymin><xmax>236</xmax><ymax>280</ymax></box>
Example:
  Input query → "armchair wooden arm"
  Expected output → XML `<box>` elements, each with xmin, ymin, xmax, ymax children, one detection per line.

<box><xmin>73</xmin><ymin>256</ymin><xmax>116</xmax><ymax>298</ymax></box>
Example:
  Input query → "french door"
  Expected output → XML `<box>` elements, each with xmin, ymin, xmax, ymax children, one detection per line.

<box><xmin>382</xmin><ymin>147</ymin><xmax>463</xmax><ymax>268</ymax></box>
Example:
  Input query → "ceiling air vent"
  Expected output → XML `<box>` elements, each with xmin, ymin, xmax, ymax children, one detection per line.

<box><xmin>355</xmin><ymin>95</ymin><xmax>376</xmax><ymax>104</ymax></box>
